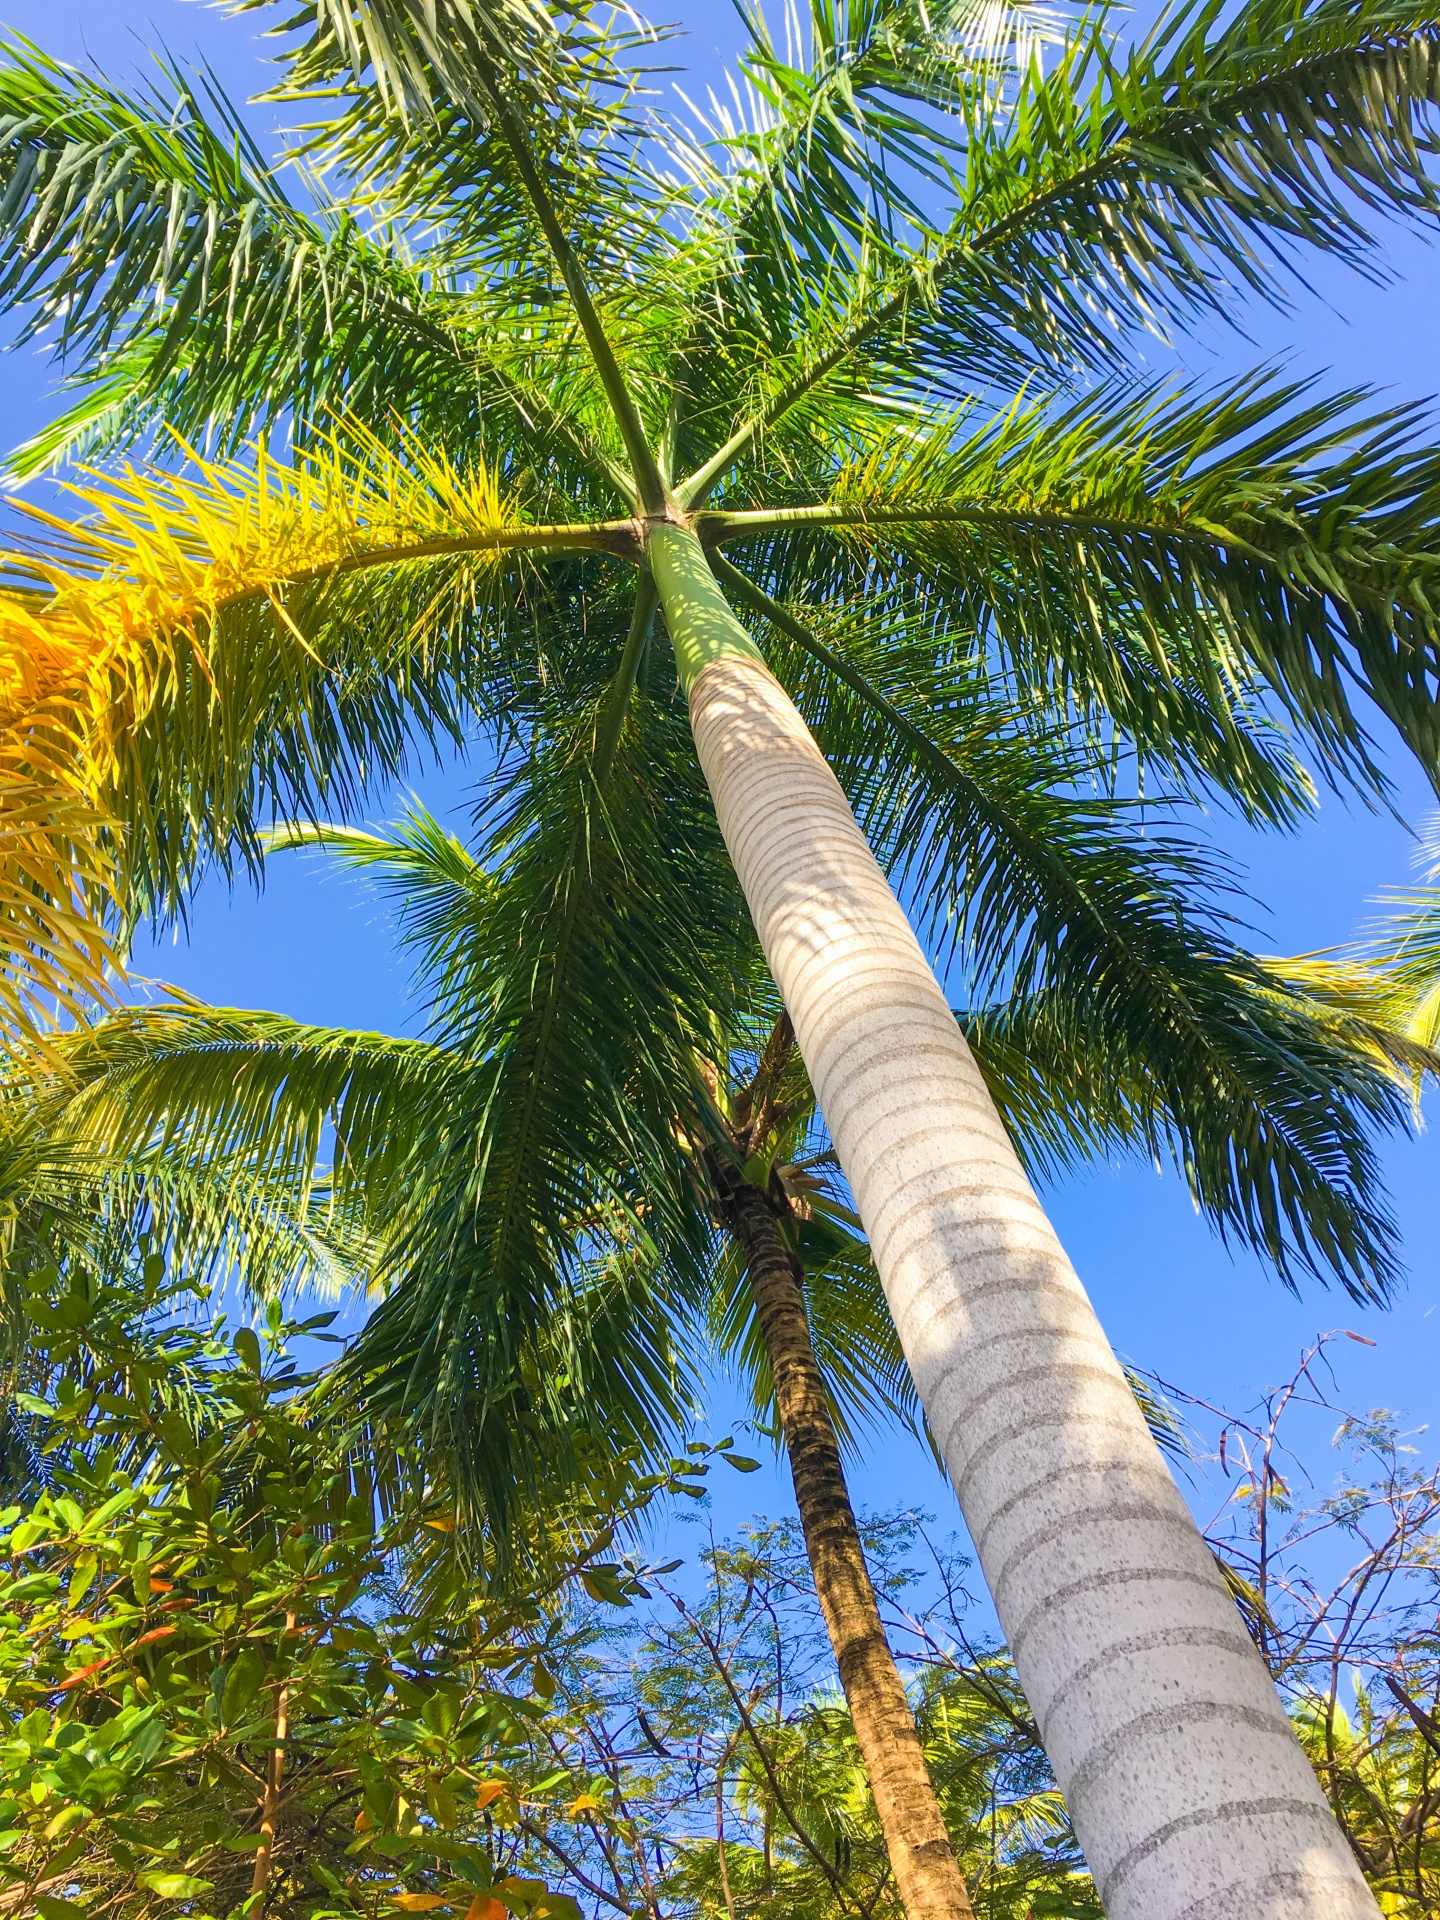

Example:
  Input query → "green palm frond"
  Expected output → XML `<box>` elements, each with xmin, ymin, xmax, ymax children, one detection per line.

<box><xmin>53</xmin><ymin>997</ymin><xmax>455</xmax><ymax>1221</ymax></box>
<box><xmin>266</xmin><ymin>631</ymin><xmax>753</xmax><ymax>1521</ymax></box>
<box><xmin>40</xmin><ymin>987</ymin><xmax>706</xmax><ymax>1532</ymax></box>
<box><xmin>0</xmin><ymin>42</ymin><xmax>495</xmax><ymax>469</ymax></box>
<box><xmin>265</xmin><ymin>813</ymin><xmax>504</xmax><ymax>1040</ymax></box>
<box><xmin>0</xmin><ymin>1024</ymin><xmax>375</xmax><ymax>1309</ymax></box>
<box><xmin>708</xmin><ymin>374</ymin><xmax>1440</xmax><ymax>799</ymax></box>
<box><xmin>687</xmin><ymin>0</ymin><xmax>1440</xmax><ymax>462</ymax></box>
<box><xmin>237</xmin><ymin>0</ymin><xmax>613</xmax><ymax>128</ymax></box>
<box><xmin>713</xmin><ymin>572</ymin><xmax>1413</xmax><ymax>1293</ymax></box>
<box><xmin>962</xmin><ymin>967</ymin><xmax>1410</xmax><ymax>1298</ymax></box>
<box><xmin>916</xmin><ymin>0</ymin><xmax>1440</xmax><ymax>384</ymax></box>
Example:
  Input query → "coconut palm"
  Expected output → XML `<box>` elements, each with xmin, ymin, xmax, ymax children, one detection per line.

<box><xmin>6</xmin><ymin>0</ymin><xmax>1440</xmax><ymax>1910</ymax></box>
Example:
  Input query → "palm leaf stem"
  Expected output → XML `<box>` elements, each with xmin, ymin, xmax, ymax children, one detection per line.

<box><xmin>700</xmin><ymin>502</ymin><xmax>1274</xmax><ymax>564</ymax></box>
<box><xmin>592</xmin><ymin>575</ymin><xmax>659</xmax><ymax>778</ymax></box>
<box><xmin>296</xmin><ymin>520</ymin><xmax>640</xmax><ymax>570</ymax></box>
<box><xmin>470</xmin><ymin>53</ymin><xmax>668</xmax><ymax>515</ymax></box>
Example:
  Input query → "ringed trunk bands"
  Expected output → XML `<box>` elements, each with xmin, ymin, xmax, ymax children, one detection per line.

<box><xmin>649</xmin><ymin>521</ymin><xmax>1380</xmax><ymax>1920</ymax></box>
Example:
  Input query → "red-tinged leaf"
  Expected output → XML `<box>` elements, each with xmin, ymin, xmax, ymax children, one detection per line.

<box><xmin>131</xmin><ymin>1624</ymin><xmax>178</xmax><ymax>1649</ymax></box>
<box><xmin>58</xmin><ymin>1652</ymin><xmax>117</xmax><ymax>1689</ymax></box>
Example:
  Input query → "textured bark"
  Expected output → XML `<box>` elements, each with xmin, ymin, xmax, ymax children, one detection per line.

<box><xmin>649</xmin><ymin>522</ymin><xmax>1380</xmax><ymax>1920</ymax></box>
<box><xmin>724</xmin><ymin>1178</ymin><xmax>975</xmax><ymax>1920</ymax></box>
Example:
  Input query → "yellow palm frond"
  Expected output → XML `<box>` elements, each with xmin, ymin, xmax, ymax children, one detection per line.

<box><xmin>2</xmin><ymin>416</ymin><xmax>514</xmax><ymax>725</ymax></box>
<box><xmin>1267</xmin><ymin>954</ymin><xmax>1440</xmax><ymax>1103</ymax></box>
<box><xmin>0</xmin><ymin>712</ymin><xmax>117</xmax><ymax>1046</ymax></box>
<box><xmin>0</xmin><ymin>417</ymin><xmax>520</xmax><ymax>1042</ymax></box>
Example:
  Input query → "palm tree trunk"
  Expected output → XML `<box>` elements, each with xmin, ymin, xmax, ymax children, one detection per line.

<box><xmin>649</xmin><ymin>522</ymin><xmax>1380</xmax><ymax>1920</ymax></box>
<box><xmin>723</xmin><ymin>1176</ymin><xmax>975</xmax><ymax>1920</ymax></box>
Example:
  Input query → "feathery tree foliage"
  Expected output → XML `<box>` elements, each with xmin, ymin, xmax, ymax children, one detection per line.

<box><xmin>30</xmin><ymin>797</ymin><xmax>1430</xmax><ymax>1523</ymax></box>
<box><xmin>0</xmin><ymin>0</ymin><xmax>1439</xmax><ymax>1007</ymax></box>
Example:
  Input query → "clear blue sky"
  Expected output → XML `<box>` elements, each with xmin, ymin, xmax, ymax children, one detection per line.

<box><xmin>2</xmin><ymin>0</ymin><xmax>1437</xmax><ymax>1548</ymax></box>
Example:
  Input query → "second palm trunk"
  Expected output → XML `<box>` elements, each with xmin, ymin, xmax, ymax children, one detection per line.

<box><xmin>649</xmin><ymin>523</ymin><xmax>1379</xmax><ymax>1920</ymax></box>
<box><xmin>720</xmin><ymin>1172</ymin><xmax>975</xmax><ymax>1920</ymax></box>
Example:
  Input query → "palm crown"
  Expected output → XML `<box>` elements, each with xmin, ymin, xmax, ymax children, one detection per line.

<box><xmin>3</xmin><ymin>0</ymin><xmax>1440</xmax><ymax>857</ymax></box>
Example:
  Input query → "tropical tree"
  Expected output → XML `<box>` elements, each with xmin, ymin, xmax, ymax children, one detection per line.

<box><xmin>0</xmin><ymin>1251</ymin><xmax>659</xmax><ymax>1920</ymax></box>
<box><xmin>530</xmin><ymin>1512</ymin><xmax>1106</xmax><ymax>1920</ymax></box>
<box><xmin>36</xmin><ymin>777</ymin><xmax>1431</xmax><ymax>1920</ymax></box>
<box><xmin>7</xmin><ymin>0</ymin><xmax>1440</xmax><ymax>1911</ymax></box>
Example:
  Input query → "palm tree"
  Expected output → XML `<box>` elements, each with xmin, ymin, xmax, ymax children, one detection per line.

<box><xmin>6</xmin><ymin>1</ymin><xmax>1440</xmax><ymax>1910</ymax></box>
<box><xmin>43</xmin><ymin>785</ymin><xmax>1425</xmax><ymax>1920</ymax></box>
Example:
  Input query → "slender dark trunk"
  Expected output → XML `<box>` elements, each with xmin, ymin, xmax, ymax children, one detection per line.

<box><xmin>249</xmin><ymin>1611</ymin><xmax>294</xmax><ymax>1911</ymax></box>
<box><xmin>720</xmin><ymin>1178</ymin><xmax>975</xmax><ymax>1920</ymax></box>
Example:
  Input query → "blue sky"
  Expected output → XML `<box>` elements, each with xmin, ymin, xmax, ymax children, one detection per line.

<box><xmin>2</xmin><ymin>0</ymin><xmax>1437</xmax><ymax>1546</ymax></box>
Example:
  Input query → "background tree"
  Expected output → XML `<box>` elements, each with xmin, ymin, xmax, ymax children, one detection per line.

<box><xmin>523</xmin><ymin>1515</ymin><xmax>1104</xmax><ymax>1920</ymax></box>
<box><xmin>1145</xmin><ymin>1334</ymin><xmax>1440</xmax><ymax>1916</ymax></box>
<box><xmin>0</xmin><ymin>1251</ymin><xmax>697</xmax><ymax>1920</ymax></box>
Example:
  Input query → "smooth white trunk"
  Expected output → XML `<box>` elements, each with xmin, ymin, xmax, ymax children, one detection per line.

<box><xmin>650</xmin><ymin>526</ymin><xmax>1377</xmax><ymax>1920</ymax></box>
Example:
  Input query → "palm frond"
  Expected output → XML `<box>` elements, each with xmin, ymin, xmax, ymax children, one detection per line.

<box><xmin>721</xmin><ymin>570</ymin><xmax>1413</xmax><ymax>1294</ymax></box>
<box><xmin>0</xmin><ymin>416</ymin><xmax>628</xmax><ymax>921</ymax></box>
<box><xmin>0</xmin><ymin>1018</ymin><xmax>380</xmax><ymax>1305</ymax></box>
<box><xmin>903</xmin><ymin>0</ymin><xmax>1440</xmax><ymax>389</ymax></box>
<box><xmin>0</xmin><ymin>715</ymin><xmax>117</xmax><ymax>1044</ymax></box>
<box><xmin>0</xmin><ymin>40</ymin><xmax>515</xmax><ymax>470</ymax></box>
<box><xmin>682</xmin><ymin>0</ymin><xmax>1440</xmax><ymax>469</ymax></box>
<box><xmin>266</xmin><ymin>812</ymin><xmax>504</xmax><ymax>1038</ymax></box>
<box><xmin>285</xmin><ymin>653</ymin><xmax>755</xmax><ymax>1525</ymax></box>
<box><xmin>236</xmin><ymin>0</ymin><xmax>596</xmax><ymax>127</ymax></box>
<box><xmin>1279</xmin><ymin>816</ymin><xmax>1440</xmax><ymax>1057</ymax></box>
<box><xmin>711</xmin><ymin>374</ymin><xmax>1440</xmax><ymax>800</ymax></box>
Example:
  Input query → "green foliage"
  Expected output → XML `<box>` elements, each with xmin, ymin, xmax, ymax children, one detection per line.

<box><xmin>0</xmin><ymin>1258</ymin><xmax>629</xmax><ymax>1920</ymax></box>
<box><xmin>510</xmin><ymin>1513</ymin><xmax>1103</xmax><ymax>1920</ymax></box>
<box><xmin>4</xmin><ymin>0</ymin><xmax>1440</xmax><ymax>844</ymax></box>
<box><xmin>0</xmin><ymin>40</ymin><xmax>481</xmax><ymax>474</ymax></box>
